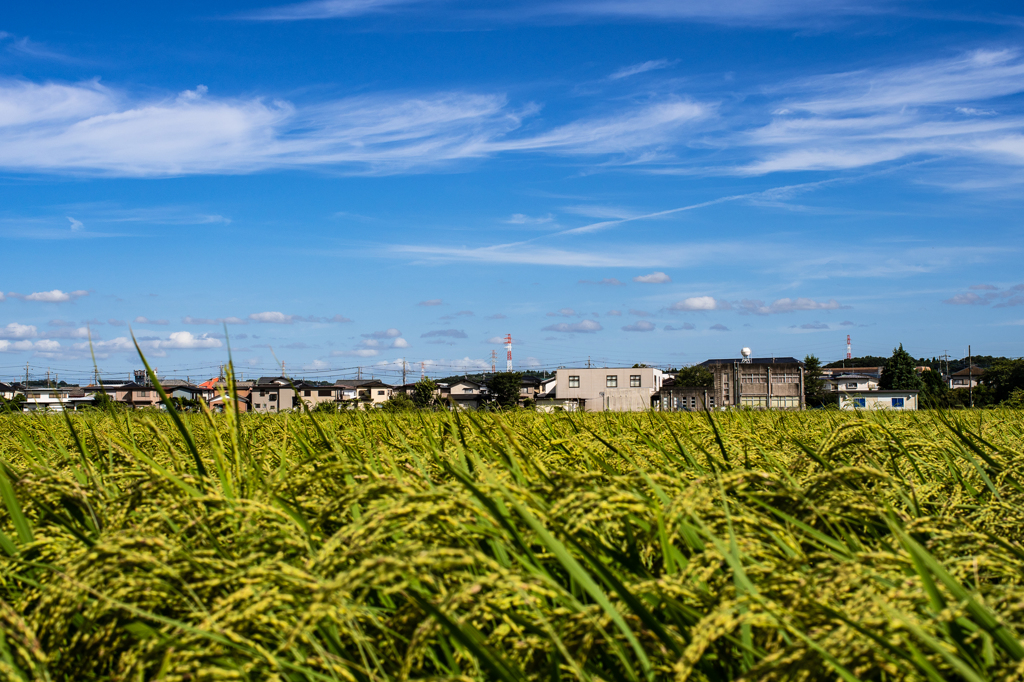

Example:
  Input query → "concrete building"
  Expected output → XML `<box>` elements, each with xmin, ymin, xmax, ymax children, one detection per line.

<box><xmin>554</xmin><ymin>367</ymin><xmax>664</xmax><ymax>412</ymax></box>
<box><xmin>654</xmin><ymin>377</ymin><xmax>714</xmax><ymax>411</ymax></box>
<box><xmin>838</xmin><ymin>390</ymin><xmax>919</xmax><ymax>410</ymax></box>
<box><xmin>699</xmin><ymin>354</ymin><xmax>804</xmax><ymax>410</ymax></box>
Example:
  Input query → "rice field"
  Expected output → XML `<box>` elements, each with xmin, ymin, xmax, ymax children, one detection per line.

<box><xmin>2</xmin><ymin>393</ymin><xmax>1024</xmax><ymax>680</ymax></box>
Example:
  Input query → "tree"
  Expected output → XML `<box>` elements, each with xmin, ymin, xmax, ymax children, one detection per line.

<box><xmin>803</xmin><ymin>355</ymin><xmax>830</xmax><ymax>407</ymax></box>
<box><xmin>919</xmin><ymin>369</ymin><xmax>950</xmax><ymax>408</ymax></box>
<box><xmin>982</xmin><ymin>358</ymin><xmax>1024</xmax><ymax>404</ymax></box>
<box><xmin>879</xmin><ymin>344</ymin><xmax>923</xmax><ymax>391</ymax></box>
<box><xmin>675</xmin><ymin>365</ymin><xmax>713</xmax><ymax>388</ymax></box>
<box><xmin>487</xmin><ymin>371</ymin><xmax>523</xmax><ymax>409</ymax></box>
<box><xmin>381</xmin><ymin>392</ymin><xmax>416</xmax><ymax>413</ymax></box>
<box><xmin>412</xmin><ymin>377</ymin><xmax>438</xmax><ymax>408</ymax></box>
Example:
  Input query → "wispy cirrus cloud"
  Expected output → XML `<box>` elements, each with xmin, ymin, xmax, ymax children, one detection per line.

<box><xmin>0</xmin><ymin>78</ymin><xmax>708</xmax><ymax>176</ymax></box>
<box><xmin>737</xmin><ymin>297</ymin><xmax>847</xmax><ymax>314</ymax></box>
<box><xmin>609</xmin><ymin>59</ymin><xmax>676</xmax><ymax>80</ymax></box>
<box><xmin>738</xmin><ymin>49</ymin><xmax>1024</xmax><ymax>175</ymax></box>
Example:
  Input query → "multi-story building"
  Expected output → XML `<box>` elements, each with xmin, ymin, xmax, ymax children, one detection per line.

<box><xmin>699</xmin><ymin>355</ymin><xmax>804</xmax><ymax>410</ymax></box>
<box><xmin>554</xmin><ymin>367</ymin><xmax>664</xmax><ymax>412</ymax></box>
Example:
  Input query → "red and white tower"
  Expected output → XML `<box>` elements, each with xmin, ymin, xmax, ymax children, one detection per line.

<box><xmin>504</xmin><ymin>334</ymin><xmax>513</xmax><ymax>372</ymax></box>
<box><xmin>846</xmin><ymin>335</ymin><xmax>852</xmax><ymax>360</ymax></box>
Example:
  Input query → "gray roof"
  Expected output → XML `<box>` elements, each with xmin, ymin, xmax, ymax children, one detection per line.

<box><xmin>700</xmin><ymin>357</ymin><xmax>802</xmax><ymax>366</ymax></box>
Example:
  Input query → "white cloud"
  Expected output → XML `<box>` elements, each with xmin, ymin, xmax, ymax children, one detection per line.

<box><xmin>0</xmin><ymin>79</ymin><xmax>709</xmax><ymax>176</ymax></box>
<box><xmin>183</xmin><ymin>315</ymin><xmax>249</xmax><ymax>324</ymax></box>
<box><xmin>331</xmin><ymin>348</ymin><xmax>380</xmax><ymax>357</ymax></box>
<box><xmin>542</xmin><ymin>319</ymin><xmax>603</xmax><ymax>333</ymax></box>
<box><xmin>0</xmin><ymin>338</ymin><xmax>62</xmax><ymax>353</ymax></box>
<box><xmin>670</xmin><ymin>296</ymin><xmax>723</xmax><ymax>311</ymax></box>
<box><xmin>48</xmin><ymin>326</ymin><xmax>91</xmax><ymax>339</ymax></box>
<box><xmin>249</xmin><ymin>311</ymin><xmax>295</xmax><ymax>324</ymax></box>
<box><xmin>363</xmin><ymin>328</ymin><xmax>402</xmax><ymax>339</ymax></box>
<box><xmin>739</xmin><ymin>49</ymin><xmax>1024</xmax><ymax>175</ymax></box>
<box><xmin>609</xmin><ymin>59</ymin><xmax>675</xmax><ymax>80</ymax></box>
<box><xmin>633</xmin><ymin>271</ymin><xmax>671</xmax><ymax>283</ymax></box>
<box><xmin>159</xmin><ymin>331</ymin><xmax>222</xmax><ymax>349</ymax></box>
<box><xmin>546</xmin><ymin>308</ymin><xmax>578</xmax><ymax>317</ymax></box>
<box><xmin>244</xmin><ymin>0</ymin><xmax>420</xmax><ymax>20</ymax></box>
<box><xmin>392</xmin><ymin>337</ymin><xmax>410</xmax><ymax>348</ymax></box>
<box><xmin>421</xmin><ymin>329</ymin><xmax>467</xmax><ymax>338</ymax></box>
<box><xmin>622</xmin><ymin>320</ymin><xmax>656</xmax><ymax>332</ymax></box>
<box><xmin>506</xmin><ymin>213</ymin><xmax>554</xmax><ymax>225</ymax></box>
<box><xmin>738</xmin><ymin>298</ymin><xmax>846</xmax><ymax>314</ymax></box>
<box><xmin>67</xmin><ymin>216</ymin><xmax>83</xmax><ymax>231</ymax></box>
<box><xmin>16</xmin><ymin>289</ymin><xmax>89</xmax><ymax>302</ymax></box>
<box><xmin>134</xmin><ymin>316</ymin><xmax>169</xmax><ymax>325</ymax></box>
<box><xmin>606</xmin><ymin>310</ymin><xmax>622</xmax><ymax>316</ymax></box>
<box><xmin>943</xmin><ymin>292</ymin><xmax>987</xmax><ymax>305</ymax></box>
<box><xmin>0</xmin><ymin>323</ymin><xmax>37</xmax><ymax>339</ymax></box>
<box><xmin>664</xmin><ymin>323</ymin><xmax>695</xmax><ymax>331</ymax></box>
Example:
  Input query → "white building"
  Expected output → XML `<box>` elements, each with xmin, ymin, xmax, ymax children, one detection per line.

<box><xmin>838</xmin><ymin>390</ymin><xmax>919</xmax><ymax>411</ymax></box>
<box><xmin>554</xmin><ymin>367</ymin><xmax>664</xmax><ymax>412</ymax></box>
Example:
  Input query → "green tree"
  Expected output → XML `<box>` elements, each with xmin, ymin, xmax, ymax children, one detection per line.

<box><xmin>919</xmin><ymin>369</ymin><xmax>950</xmax><ymax>408</ymax></box>
<box><xmin>412</xmin><ymin>377</ymin><xmax>438</xmax><ymax>408</ymax></box>
<box><xmin>487</xmin><ymin>371</ymin><xmax>523</xmax><ymax>409</ymax></box>
<box><xmin>0</xmin><ymin>394</ymin><xmax>25</xmax><ymax>413</ymax></box>
<box><xmin>982</xmin><ymin>359</ymin><xmax>1024</xmax><ymax>404</ymax></box>
<box><xmin>381</xmin><ymin>392</ymin><xmax>416</xmax><ymax>413</ymax></box>
<box><xmin>879</xmin><ymin>344</ymin><xmax>923</xmax><ymax>391</ymax></box>
<box><xmin>675</xmin><ymin>365</ymin><xmax>714</xmax><ymax>388</ymax></box>
<box><xmin>803</xmin><ymin>355</ymin><xmax>830</xmax><ymax>407</ymax></box>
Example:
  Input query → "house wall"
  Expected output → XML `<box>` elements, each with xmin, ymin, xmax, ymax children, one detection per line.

<box><xmin>839</xmin><ymin>392</ymin><xmax>918</xmax><ymax>410</ymax></box>
<box><xmin>251</xmin><ymin>386</ymin><xmax>299</xmax><ymax>413</ymax></box>
<box><xmin>554</xmin><ymin>368</ymin><xmax>664</xmax><ymax>412</ymax></box>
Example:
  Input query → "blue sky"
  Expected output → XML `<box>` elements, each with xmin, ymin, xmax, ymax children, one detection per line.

<box><xmin>2</xmin><ymin>0</ymin><xmax>1023</xmax><ymax>383</ymax></box>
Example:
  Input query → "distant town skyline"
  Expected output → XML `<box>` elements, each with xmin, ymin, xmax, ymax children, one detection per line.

<box><xmin>2</xmin><ymin>0</ymin><xmax>1023</xmax><ymax>382</ymax></box>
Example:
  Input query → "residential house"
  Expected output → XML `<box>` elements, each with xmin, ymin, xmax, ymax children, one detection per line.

<box><xmin>949</xmin><ymin>366</ymin><xmax>984</xmax><ymax>390</ymax></box>
<box><xmin>21</xmin><ymin>386</ymin><xmax>95</xmax><ymax>412</ymax></box>
<box><xmin>699</xmin><ymin>356</ymin><xmax>804</xmax><ymax>410</ymax></box>
<box><xmin>554</xmin><ymin>367</ymin><xmax>664</xmax><ymax>412</ymax></box>
<box><xmin>0</xmin><ymin>383</ymin><xmax>18</xmax><ymax>400</ymax></box>
<box><xmin>251</xmin><ymin>377</ymin><xmax>304</xmax><ymax>413</ymax></box>
<box><xmin>825</xmin><ymin>374</ymin><xmax>878</xmax><ymax>392</ymax></box>
<box><xmin>839</xmin><ymin>390</ymin><xmax>919</xmax><ymax>411</ymax></box>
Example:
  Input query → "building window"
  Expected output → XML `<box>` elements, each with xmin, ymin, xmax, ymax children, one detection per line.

<box><xmin>606</xmin><ymin>375</ymin><xmax>618</xmax><ymax>388</ymax></box>
<box><xmin>269</xmin><ymin>394</ymin><xmax>277</xmax><ymax>401</ymax></box>
<box><xmin>463</xmin><ymin>388</ymin><xmax>474</xmax><ymax>393</ymax></box>
<box><xmin>259</xmin><ymin>390</ymin><xmax>266</xmax><ymax>397</ymax></box>
<box><xmin>892</xmin><ymin>397</ymin><xmax>905</xmax><ymax>408</ymax></box>
<box><xmin>629</xmin><ymin>375</ymin><xmax>641</xmax><ymax>387</ymax></box>
<box><xmin>770</xmin><ymin>396</ymin><xmax>799</xmax><ymax>408</ymax></box>
<box><xmin>741</xmin><ymin>372</ymin><xmax>766</xmax><ymax>384</ymax></box>
<box><xmin>771</xmin><ymin>372</ymin><xmax>800</xmax><ymax>383</ymax></box>
<box><xmin>377</xmin><ymin>390</ymin><xmax>385</xmax><ymax>396</ymax></box>
<box><xmin>845</xmin><ymin>383</ymin><xmax>859</xmax><ymax>389</ymax></box>
<box><xmin>318</xmin><ymin>390</ymin><xmax>332</xmax><ymax>397</ymax></box>
<box><xmin>953</xmin><ymin>379</ymin><xmax>966</xmax><ymax>385</ymax></box>
<box><xmin>854</xmin><ymin>398</ymin><xmax>866</xmax><ymax>408</ymax></box>
<box><xmin>304</xmin><ymin>390</ymin><xmax>311</xmax><ymax>397</ymax></box>
<box><xmin>740</xmin><ymin>396</ymin><xmax>767</xmax><ymax>408</ymax></box>
<box><xmin>138</xmin><ymin>391</ymin><xmax>150</xmax><ymax>398</ymax></box>
<box><xmin>568</xmin><ymin>375</ymin><xmax>580</xmax><ymax>388</ymax></box>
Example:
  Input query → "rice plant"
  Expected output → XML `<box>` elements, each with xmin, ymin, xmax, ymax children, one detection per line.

<box><xmin>2</xmin><ymin>370</ymin><xmax>1024</xmax><ymax>680</ymax></box>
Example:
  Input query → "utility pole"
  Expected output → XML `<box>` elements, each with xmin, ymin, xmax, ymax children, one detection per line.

<box><xmin>490</xmin><ymin>349</ymin><xmax>497</xmax><ymax>374</ymax></box>
<box><xmin>402</xmin><ymin>359</ymin><xmax>407</xmax><ymax>385</ymax></box>
<box><xmin>968</xmin><ymin>344</ymin><xmax>974</xmax><ymax>408</ymax></box>
<box><xmin>587</xmin><ymin>356</ymin><xmax>591</xmax><ymax>369</ymax></box>
<box><xmin>25</xmin><ymin>362</ymin><xmax>29</xmax><ymax>384</ymax></box>
<box><xmin>357</xmin><ymin>366</ymin><xmax>362</xmax><ymax>380</ymax></box>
